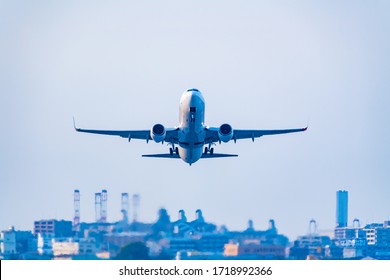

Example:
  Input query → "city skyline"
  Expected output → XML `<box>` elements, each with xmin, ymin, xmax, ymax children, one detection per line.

<box><xmin>2</xmin><ymin>189</ymin><xmax>389</xmax><ymax>260</ymax></box>
<box><xmin>1</xmin><ymin>1</ymin><xmax>390</xmax><ymax>240</ymax></box>
<box><xmin>3</xmin><ymin>188</ymin><xmax>387</xmax><ymax>242</ymax></box>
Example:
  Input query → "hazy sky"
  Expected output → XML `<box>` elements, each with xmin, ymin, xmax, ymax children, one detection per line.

<box><xmin>1</xmin><ymin>1</ymin><xmax>389</xmax><ymax>240</ymax></box>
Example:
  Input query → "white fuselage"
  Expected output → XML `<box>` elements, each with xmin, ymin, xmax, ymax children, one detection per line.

<box><xmin>177</xmin><ymin>89</ymin><xmax>206</xmax><ymax>164</ymax></box>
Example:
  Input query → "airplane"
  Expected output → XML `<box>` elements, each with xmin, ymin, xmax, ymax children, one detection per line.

<box><xmin>74</xmin><ymin>88</ymin><xmax>307</xmax><ymax>165</ymax></box>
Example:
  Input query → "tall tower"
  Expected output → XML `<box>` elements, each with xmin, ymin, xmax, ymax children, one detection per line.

<box><xmin>336</xmin><ymin>190</ymin><xmax>348</xmax><ymax>227</ymax></box>
<box><xmin>121</xmin><ymin>193</ymin><xmax>129</xmax><ymax>223</ymax></box>
<box><xmin>100</xmin><ymin>189</ymin><xmax>108</xmax><ymax>223</ymax></box>
<box><xmin>95</xmin><ymin>192</ymin><xmax>101</xmax><ymax>222</ymax></box>
<box><xmin>73</xmin><ymin>189</ymin><xmax>80</xmax><ymax>230</ymax></box>
<box><xmin>132</xmin><ymin>194</ymin><xmax>140</xmax><ymax>222</ymax></box>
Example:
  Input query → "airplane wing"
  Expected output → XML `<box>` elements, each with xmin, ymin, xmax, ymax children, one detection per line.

<box><xmin>205</xmin><ymin>126</ymin><xmax>307</xmax><ymax>143</ymax></box>
<box><xmin>142</xmin><ymin>153</ymin><xmax>238</xmax><ymax>159</ymax></box>
<box><xmin>201</xmin><ymin>153</ymin><xmax>238</xmax><ymax>158</ymax></box>
<box><xmin>142</xmin><ymin>153</ymin><xmax>180</xmax><ymax>159</ymax></box>
<box><xmin>74</xmin><ymin>120</ymin><xmax>179</xmax><ymax>143</ymax></box>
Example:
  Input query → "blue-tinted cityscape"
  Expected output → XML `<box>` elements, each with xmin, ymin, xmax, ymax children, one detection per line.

<box><xmin>1</xmin><ymin>189</ymin><xmax>389</xmax><ymax>260</ymax></box>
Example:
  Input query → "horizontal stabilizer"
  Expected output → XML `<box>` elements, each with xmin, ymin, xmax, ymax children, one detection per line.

<box><xmin>142</xmin><ymin>153</ymin><xmax>180</xmax><ymax>159</ymax></box>
<box><xmin>201</xmin><ymin>153</ymin><xmax>238</xmax><ymax>158</ymax></box>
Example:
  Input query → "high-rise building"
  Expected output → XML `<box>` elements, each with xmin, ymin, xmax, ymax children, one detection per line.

<box><xmin>336</xmin><ymin>190</ymin><xmax>348</xmax><ymax>228</ymax></box>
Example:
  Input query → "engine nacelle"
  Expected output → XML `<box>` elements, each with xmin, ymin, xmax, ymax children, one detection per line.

<box><xmin>218</xmin><ymin>123</ymin><xmax>233</xmax><ymax>143</ymax></box>
<box><xmin>150</xmin><ymin>124</ymin><xmax>166</xmax><ymax>143</ymax></box>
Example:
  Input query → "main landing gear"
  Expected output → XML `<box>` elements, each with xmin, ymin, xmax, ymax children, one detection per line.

<box><xmin>169</xmin><ymin>146</ymin><xmax>179</xmax><ymax>155</ymax></box>
<box><xmin>204</xmin><ymin>146</ymin><xmax>214</xmax><ymax>155</ymax></box>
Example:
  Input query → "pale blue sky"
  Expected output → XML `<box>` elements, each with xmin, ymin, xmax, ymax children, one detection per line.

<box><xmin>1</xmin><ymin>1</ymin><xmax>389</xmax><ymax>239</ymax></box>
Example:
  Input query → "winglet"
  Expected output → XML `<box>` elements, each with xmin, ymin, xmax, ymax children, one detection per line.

<box><xmin>73</xmin><ymin>116</ymin><xmax>79</xmax><ymax>131</ymax></box>
<box><xmin>303</xmin><ymin>120</ymin><xmax>309</xmax><ymax>131</ymax></box>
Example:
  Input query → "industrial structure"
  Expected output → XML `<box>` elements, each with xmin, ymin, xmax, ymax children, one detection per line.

<box><xmin>121</xmin><ymin>193</ymin><xmax>129</xmax><ymax>223</ymax></box>
<box><xmin>73</xmin><ymin>190</ymin><xmax>80</xmax><ymax>231</ymax></box>
<box><xmin>101</xmin><ymin>189</ymin><xmax>108</xmax><ymax>223</ymax></box>
<box><xmin>94</xmin><ymin>192</ymin><xmax>101</xmax><ymax>223</ymax></box>
<box><xmin>132</xmin><ymin>194</ymin><xmax>140</xmax><ymax>222</ymax></box>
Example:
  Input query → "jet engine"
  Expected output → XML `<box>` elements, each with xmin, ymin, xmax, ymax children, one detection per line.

<box><xmin>218</xmin><ymin>123</ymin><xmax>233</xmax><ymax>143</ymax></box>
<box><xmin>150</xmin><ymin>124</ymin><xmax>166</xmax><ymax>143</ymax></box>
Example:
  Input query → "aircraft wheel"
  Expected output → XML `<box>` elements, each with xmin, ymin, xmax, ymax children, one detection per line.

<box><xmin>169</xmin><ymin>148</ymin><xmax>173</xmax><ymax>155</ymax></box>
<box><xmin>210</xmin><ymin>148</ymin><xmax>214</xmax><ymax>155</ymax></box>
<box><xmin>204</xmin><ymin>147</ymin><xmax>208</xmax><ymax>154</ymax></box>
<box><xmin>175</xmin><ymin>147</ymin><xmax>179</xmax><ymax>155</ymax></box>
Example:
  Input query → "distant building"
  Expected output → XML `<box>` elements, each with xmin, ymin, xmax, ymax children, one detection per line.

<box><xmin>197</xmin><ymin>233</ymin><xmax>228</xmax><ymax>253</ymax></box>
<box><xmin>15</xmin><ymin>230</ymin><xmax>37</xmax><ymax>254</ymax></box>
<box><xmin>342</xmin><ymin>247</ymin><xmax>365</xmax><ymax>259</ymax></box>
<box><xmin>34</xmin><ymin>220</ymin><xmax>73</xmax><ymax>238</ymax></box>
<box><xmin>334</xmin><ymin>227</ymin><xmax>359</xmax><ymax>240</ymax></box>
<box><xmin>228</xmin><ymin>219</ymin><xmax>289</xmax><ymax>247</ymax></box>
<box><xmin>224</xmin><ymin>241</ymin><xmax>286</xmax><ymax>259</ymax></box>
<box><xmin>364</xmin><ymin>222</ymin><xmax>390</xmax><ymax>259</ymax></box>
<box><xmin>364</xmin><ymin>223</ymin><xmax>390</xmax><ymax>246</ymax></box>
<box><xmin>52</xmin><ymin>239</ymin><xmax>79</xmax><ymax>258</ymax></box>
<box><xmin>0</xmin><ymin>227</ymin><xmax>16</xmax><ymax>256</ymax></box>
<box><xmin>331</xmin><ymin>223</ymin><xmax>367</xmax><ymax>259</ymax></box>
<box><xmin>289</xmin><ymin>220</ymin><xmax>331</xmax><ymax>260</ymax></box>
<box><xmin>37</xmin><ymin>233</ymin><xmax>54</xmax><ymax>255</ymax></box>
<box><xmin>172</xmin><ymin>210</ymin><xmax>217</xmax><ymax>237</ymax></box>
<box><xmin>289</xmin><ymin>240</ymin><xmax>310</xmax><ymax>260</ymax></box>
<box><xmin>336</xmin><ymin>190</ymin><xmax>348</xmax><ymax>228</ymax></box>
<box><xmin>376</xmin><ymin>227</ymin><xmax>390</xmax><ymax>247</ymax></box>
<box><xmin>166</xmin><ymin>237</ymin><xmax>198</xmax><ymax>256</ymax></box>
<box><xmin>162</xmin><ymin>232</ymin><xmax>229</xmax><ymax>257</ymax></box>
<box><xmin>52</xmin><ymin>238</ymin><xmax>98</xmax><ymax>259</ymax></box>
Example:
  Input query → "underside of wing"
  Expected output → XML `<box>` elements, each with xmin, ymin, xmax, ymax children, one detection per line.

<box><xmin>234</xmin><ymin>127</ymin><xmax>307</xmax><ymax>140</ymax></box>
<box><xmin>142</xmin><ymin>153</ymin><xmax>180</xmax><ymax>159</ymax></box>
<box><xmin>201</xmin><ymin>153</ymin><xmax>238</xmax><ymax>158</ymax></box>
<box><xmin>205</xmin><ymin>126</ymin><xmax>307</xmax><ymax>143</ymax></box>
<box><xmin>74</xmin><ymin>119</ymin><xmax>179</xmax><ymax>143</ymax></box>
<box><xmin>75</xmin><ymin>127</ymin><xmax>151</xmax><ymax>140</ymax></box>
